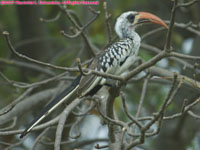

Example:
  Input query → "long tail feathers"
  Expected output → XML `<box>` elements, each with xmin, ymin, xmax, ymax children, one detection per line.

<box><xmin>20</xmin><ymin>75</ymin><xmax>81</xmax><ymax>138</ymax></box>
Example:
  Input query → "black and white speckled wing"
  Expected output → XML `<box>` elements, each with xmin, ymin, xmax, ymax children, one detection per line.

<box><xmin>98</xmin><ymin>37</ymin><xmax>139</xmax><ymax>75</ymax></box>
<box><xmin>78</xmin><ymin>37</ymin><xmax>139</xmax><ymax>96</ymax></box>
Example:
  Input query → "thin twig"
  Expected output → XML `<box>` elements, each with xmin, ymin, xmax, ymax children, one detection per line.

<box><xmin>141</xmin><ymin>43</ymin><xmax>200</xmax><ymax>74</ymax></box>
<box><xmin>120</xmin><ymin>127</ymin><xmax>126</xmax><ymax>149</ymax></box>
<box><xmin>164</xmin><ymin>0</ymin><xmax>178</xmax><ymax>52</ymax></box>
<box><xmin>0</xmin><ymin>58</ymin><xmax>55</xmax><ymax>76</ymax></box>
<box><xmin>40</xmin><ymin>12</ymin><xmax>61</xmax><ymax>23</ymax></box>
<box><xmin>181</xmin><ymin>99</ymin><xmax>188</xmax><ymax>113</ymax></box>
<box><xmin>166</xmin><ymin>76</ymin><xmax>184</xmax><ymax>107</ymax></box>
<box><xmin>4</xmin><ymin>137</ymin><xmax>26</xmax><ymax>150</ymax></box>
<box><xmin>120</xmin><ymin>93</ymin><xmax>143</xmax><ymax>129</ymax></box>
<box><xmin>135</xmin><ymin>75</ymin><xmax>150</xmax><ymax>119</ymax></box>
<box><xmin>0</xmin><ymin>117</ymin><xmax>17</xmax><ymax>131</ymax></box>
<box><xmin>165</xmin><ymin>21</ymin><xmax>200</xmax><ymax>36</ymax></box>
<box><xmin>124</xmin><ymin>51</ymin><xmax>168</xmax><ymax>81</ymax></box>
<box><xmin>72</xmin><ymin>100</ymin><xmax>96</xmax><ymax>116</ymax></box>
<box><xmin>0</xmin><ymin>88</ymin><xmax>33</xmax><ymax>116</ymax></box>
<box><xmin>2</xmin><ymin>31</ymin><xmax>73</xmax><ymax>71</ymax></box>
<box><xmin>163</xmin><ymin>97</ymin><xmax>200</xmax><ymax>120</ymax></box>
<box><xmin>170</xmin><ymin>52</ymin><xmax>200</xmax><ymax>61</ymax></box>
<box><xmin>97</xmin><ymin>99</ymin><xmax>126</xmax><ymax>128</ymax></box>
<box><xmin>58</xmin><ymin>5</ymin><xmax>100</xmax><ymax>56</ymax></box>
<box><xmin>130</xmin><ymin>75</ymin><xmax>150</xmax><ymax>137</ymax></box>
<box><xmin>95</xmin><ymin>144</ymin><xmax>109</xmax><ymax>149</ymax></box>
<box><xmin>177</xmin><ymin>0</ymin><xmax>200</xmax><ymax>8</ymax></box>
<box><xmin>3</xmin><ymin>31</ymin><xmax>125</xmax><ymax>82</ymax></box>
<box><xmin>104</xmin><ymin>1</ymin><xmax>112</xmax><ymax>43</ymax></box>
<box><xmin>188</xmin><ymin>110</ymin><xmax>200</xmax><ymax>119</ymax></box>
<box><xmin>60</xmin><ymin>11</ymin><xmax>100</xmax><ymax>39</ymax></box>
<box><xmin>0</xmin><ymin>71</ymin><xmax>28</xmax><ymax>88</ymax></box>
<box><xmin>141</xmin><ymin>27</ymin><xmax>165</xmax><ymax>40</ymax></box>
<box><xmin>76</xmin><ymin>58</ymin><xmax>87</xmax><ymax>76</ymax></box>
<box><xmin>126</xmin><ymin>74</ymin><xmax>178</xmax><ymax>150</ymax></box>
<box><xmin>0</xmin><ymin>70</ymin><xmax>73</xmax><ymax>89</ymax></box>
<box><xmin>31</xmin><ymin>127</ymin><xmax>50</xmax><ymax>150</ymax></box>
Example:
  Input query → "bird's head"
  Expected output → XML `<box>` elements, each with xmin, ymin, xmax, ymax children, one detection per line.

<box><xmin>115</xmin><ymin>11</ymin><xmax>168</xmax><ymax>39</ymax></box>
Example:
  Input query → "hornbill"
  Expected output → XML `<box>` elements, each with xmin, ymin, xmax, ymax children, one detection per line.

<box><xmin>20</xmin><ymin>11</ymin><xmax>168</xmax><ymax>138</ymax></box>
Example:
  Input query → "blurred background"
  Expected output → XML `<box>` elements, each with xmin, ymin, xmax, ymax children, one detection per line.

<box><xmin>0</xmin><ymin>0</ymin><xmax>200</xmax><ymax>150</ymax></box>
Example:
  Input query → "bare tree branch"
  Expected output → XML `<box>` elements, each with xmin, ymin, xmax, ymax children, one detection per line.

<box><xmin>55</xmin><ymin>97</ymin><xmax>86</xmax><ymax>150</ymax></box>
<box><xmin>164</xmin><ymin>0</ymin><xmax>178</xmax><ymax>52</ymax></box>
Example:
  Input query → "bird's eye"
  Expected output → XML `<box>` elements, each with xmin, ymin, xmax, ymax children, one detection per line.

<box><xmin>127</xmin><ymin>14</ymin><xmax>135</xmax><ymax>23</ymax></box>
